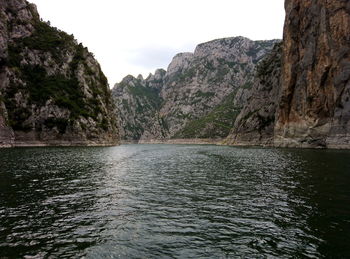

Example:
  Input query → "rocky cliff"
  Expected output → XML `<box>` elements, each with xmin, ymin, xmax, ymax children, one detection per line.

<box><xmin>225</xmin><ymin>43</ymin><xmax>282</xmax><ymax>146</ymax></box>
<box><xmin>274</xmin><ymin>0</ymin><xmax>350</xmax><ymax>148</ymax></box>
<box><xmin>226</xmin><ymin>0</ymin><xmax>350</xmax><ymax>149</ymax></box>
<box><xmin>112</xmin><ymin>71</ymin><xmax>167</xmax><ymax>141</ymax></box>
<box><xmin>0</xmin><ymin>0</ymin><xmax>119</xmax><ymax>147</ymax></box>
<box><xmin>115</xmin><ymin>0</ymin><xmax>350</xmax><ymax>149</ymax></box>
<box><xmin>113</xmin><ymin>37</ymin><xmax>278</xmax><ymax>141</ymax></box>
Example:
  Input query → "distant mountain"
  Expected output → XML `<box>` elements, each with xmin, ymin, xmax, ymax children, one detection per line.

<box><xmin>112</xmin><ymin>37</ymin><xmax>279</xmax><ymax>142</ymax></box>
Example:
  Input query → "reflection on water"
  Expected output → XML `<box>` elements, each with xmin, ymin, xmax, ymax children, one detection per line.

<box><xmin>0</xmin><ymin>145</ymin><xmax>349</xmax><ymax>258</ymax></box>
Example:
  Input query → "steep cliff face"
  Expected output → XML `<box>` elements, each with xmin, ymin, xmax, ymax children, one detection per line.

<box><xmin>114</xmin><ymin>0</ymin><xmax>350</xmax><ymax>148</ymax></box>
<box><xmin>112</xmin><ymin>71</ymin><xmax>168</xmax><ymax>141</ymax></box>
<box><xmin>114</xmin><ymin>37</ymin><xmax>278</xmax><ymax>141</ymax></box>
<box><xmin>225</xmin><ymin>0</ymin><xmax>350</xmax><ymax>149</ymax></box>
<box><xmin>226</xmin><ymin>43</ymin><xmax>282</xmax><ymax>146</ymax></box>
<box><xmin>161</xmin><ymin>37</ymin><xmax>276</xmax><ymax>139</ymax></box>
<box><xmin>0</xmin><ymin>0</ymin><xmax>119</xmax><ymax>147</ymax></box>
<box><xmin>275</xmin><ymin>0</ymin><xmax>350</xmax><ymax>148</ymax></box>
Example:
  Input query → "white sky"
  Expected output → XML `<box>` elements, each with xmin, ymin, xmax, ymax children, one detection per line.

<box><xmin>29</xmin><ymin>0</ymin><xmax>285</xmax><ymax>86</ymax></box>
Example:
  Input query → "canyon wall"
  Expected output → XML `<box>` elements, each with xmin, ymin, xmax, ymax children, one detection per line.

<box><xmin>0</xmin><ymin>0</ymin><xmax>119</xmax><ymax>147</ymax></box>
<box><xmin>225</xmin><ymin>43</ymin><xmax>282</xmax><ymax>146</ymax></box>
<box><xmin>274</xmin><ymin>0</ymin><xmax>350</xmax><ymax>148</ymax></box>
<box><xmin>227</xmin><ymin>0</ymin><xmax>350</xmax><ymax>149</ymax></box>
<box><xmin>115</xmin><ymin>0</ymin><xmax>350</xmax><ymax>149</ymax></box>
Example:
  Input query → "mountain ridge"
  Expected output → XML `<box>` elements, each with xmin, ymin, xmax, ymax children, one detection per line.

<box><xmin>114</xmin><ymin>0</ymin><xmax>350</xmax><ymax>149</ymax></box>
<box><xmin>113</xmin><ymin>36</ymin><xmax>279</xmax><ymax>142</ymax></box>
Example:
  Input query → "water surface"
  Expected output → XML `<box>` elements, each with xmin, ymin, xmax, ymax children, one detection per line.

<box><xmin>0</xmin><ymin>144</ymin><xmax>349</xmax><ymax>258</ymax></box>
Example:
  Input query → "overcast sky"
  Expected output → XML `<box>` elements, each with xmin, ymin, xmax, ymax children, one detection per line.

<box><xmin>29</xmin><ymin>0</ymin><xmax>285</xmax><ymax>86</ymax></box>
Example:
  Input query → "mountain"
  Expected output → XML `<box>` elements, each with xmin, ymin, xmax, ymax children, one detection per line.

<box><xmin>113</xmin><ymin>37</ymin><xmax>279</xmax><ymax>142</ymax></box>
<box><xmin>227</xmin><ymin>0</ymin><xmax>350</xmax><ymax>149</ymax></box>
<box><xmin>113</xmin><ymin>0</ymin><xmax>350</xmax><ymax>149</ymax></box>
<box><xmin>275</xmin><ymin>0</ymin><xmax>350</xmax><ymax>148</ymax></box>
<box><xmin>112</xmin><ymin>72</ymin><xmax>166</xmax><ymax>141</ymax></box>
<box><xmin>0</xmin><ymin>0</ymin><xmax>119</xmax><ymax>147</ymax></box>
<box><xmin>225</xmin><ymin>43</ymin><xmax>282</xmax><ymax>146</ymax></box>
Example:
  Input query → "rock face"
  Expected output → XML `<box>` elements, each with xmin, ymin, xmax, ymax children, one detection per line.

<box><xmin>112</xmin><ymin>72</ymin><xmax>167</xmax><ymax>141</ymax></box>
<box><xmin>227</xmin><ymin>0</ymin><xmax>350</xmax><ymax>149</ymax></box>
<box><xmin>0</xmin><ymin>0</ymin><xmax>119</xmax><ymax>147</ymax></box>
<box><xmin>115</xmin><ymin>0</ymin><xmax>350</xmax><ymax>149</ymax></box>
<box><xmin>274</xmin><ymin>0</ymin><xmax>350</xmax><ymax>148</ymax></box>
<box><xmin>113</xmin><ymin>37</ymin><xmax>278</xmax><ymax>141</ymax></box>
<box><xmin>225</xmin><ymin>43</ymin><xmax>282</xmax><ymax>146</ymax></box>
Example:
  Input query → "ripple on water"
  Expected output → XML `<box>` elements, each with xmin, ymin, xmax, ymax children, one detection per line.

<box><xmin>0</xmin><ymin>145</ymin><xmax>350</xmax><ymax>258</ymax></box>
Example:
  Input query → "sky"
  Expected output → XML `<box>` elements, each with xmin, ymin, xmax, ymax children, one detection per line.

<box><xmin>29</xmin><ymin>0</ymin><xmax>285</xmax><ymax>86</ymax></box>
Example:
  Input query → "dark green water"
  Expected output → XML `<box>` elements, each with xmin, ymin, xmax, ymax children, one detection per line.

<box><xmin>0</xmin><ymin>144</ymin><xmax>349</xmax><ymax>258</ymax></box>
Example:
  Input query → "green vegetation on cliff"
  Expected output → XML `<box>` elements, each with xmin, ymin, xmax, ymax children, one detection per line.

<box><xmin>8</xmin><ymin>20</ymin><xmax>75</xmax><ymax>67</ymax></box>
<box><xmin>127</xmin><ymin>83</ymin><xmax>163</xmax><ymax>110</ymax></box>
<box><xmin>4</xmin><ymin>20</ymin><xmax>113</xmax><ymax>132</ymax></box>
<box><xmin>1</xmin><ymin>0</ymin><xmax>119</xmax><ymax>145</ymax></box>
<box><xmin>174</xmin><ymin>91</ymin><xmax>242</xmax><ymax>139</ymax></box>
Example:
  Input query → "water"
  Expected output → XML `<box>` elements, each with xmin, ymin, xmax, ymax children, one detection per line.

<box><xmin>0</xmin><ymin>144</ymin><xmax>349</xmax><ymax>258</ymax></box>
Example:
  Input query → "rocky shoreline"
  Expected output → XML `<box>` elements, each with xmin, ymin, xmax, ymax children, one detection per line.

<box><xmin>128</xmin><ymin>138</ymin><xmax>224</xmax><ymax>145</ymax></box>
<box><xmin>0</xmin><ymin>141</ymin><xmax>119</xmax><ymax>148</ymax></box>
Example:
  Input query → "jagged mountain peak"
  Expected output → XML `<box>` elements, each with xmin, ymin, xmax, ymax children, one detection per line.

<box><xmin>167</xmin><ymin>52</ymin><xmax>194</xmax><ymax>76</ymax></box>
<box><xmin>195</xmin><ymin>36</ymin><xmax>251</xmax><ymax>51</ymax></box>
<box><xmin>120</xmin><ymin>74</ymin><xmax>139</xmax><ymax>83</ymax></box>
<box><xmin>113</xmin><ymin>36</ymin><xmax>278</xmax><ymax>141</ymax></box>
<box><xmin>137</xmin><ymin>74</ymin><xmax>144</xmax><ymax>81</ymax></box>
<box><xmin>146</xmin><ymin>68</ymin><xmax>166</xmax><ymax>82</ymax></box>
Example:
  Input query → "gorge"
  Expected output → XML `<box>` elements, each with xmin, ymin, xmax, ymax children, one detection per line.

<box><xmin>1</xmin><ymin>1</ymin><xmax>350</xmax><ymax>258</ymax></box>
<box><xmin>112</xmin><ymin>37</ymin><xmax>279</xmax><ymax>143</ymax></box>
<box><xmin>114</xmin><ymin>0</ymin><xmax>350</xmax><ymax>149</ymax></box>
<box><xmin>0</xmin><ymin>0</ymin><xmax>349</xmax><ymax>149</ymax></box>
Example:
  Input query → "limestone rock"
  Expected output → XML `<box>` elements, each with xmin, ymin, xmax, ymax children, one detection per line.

<box><xmin>225</xmin><ymin>43</ymin><xmax>282</xmax><ymax>146</ymax></box>
<box><xmin>0</xmin><ymin>0</ymin><xmax>119</xmax><ymax>147</ymax></box>
<box><xmin>274</xmin><ymin>0</ymin><xmax>350</xmax><ymax>148</ymax></box>
<box><xmin>166</xmin><ymin>53</ymin><xmax>194</xmax><ymax>76</ymax></box>
<box><xmin>225</xmin><ymin>0</ymin><xmax>350</xmax><ymax>149</ymax></box>
<box><xmin>112</xmin><ymin>75</ymin><xmax>166</xmax><ymax>141</ymax></box>
<box><xmin>113</xmin><ymin>37</ymin><xmax>278</xmax><ymax>141</ymax></box>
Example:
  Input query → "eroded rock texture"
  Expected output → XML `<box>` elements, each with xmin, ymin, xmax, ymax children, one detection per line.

<box><xmin>226</xmin><ymin>43</ymin><xmax>282</xmax><ymax>146</ymax></box>
<box><xmin>0</xmin><ymin>0</ymin><xmax>119</xmax><ymax>147</ymax></box>
<box><xmin>112</xmin><ymin>71</ymin><xmax>167</xmax><ymax>141</ymax></box>
<box><xmin>275</xmin><ymin>0</ymin><xmax>350</xmax><ymax>148</ymax></box>
<box><xmin>113</xmin><ymin>37</ymin><xmax>278</xmax><ymax>141</ymax></box>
